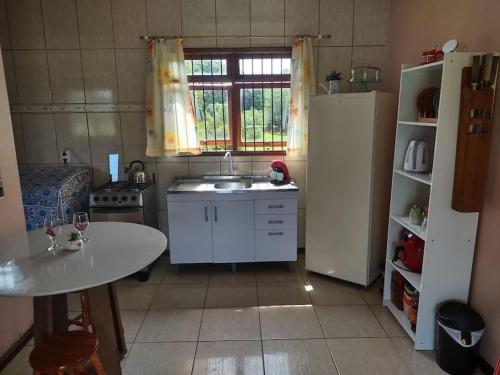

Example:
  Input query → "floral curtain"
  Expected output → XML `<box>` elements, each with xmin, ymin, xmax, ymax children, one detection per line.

<box><xmin>145</xmin><ymin>39</ymin><xmax>201</xmax><ymax>157</ymax></box>
<box><xmin>287</xmin><ymin>37</ymin><xmax>316</xmax><ymax>156</ymax></box>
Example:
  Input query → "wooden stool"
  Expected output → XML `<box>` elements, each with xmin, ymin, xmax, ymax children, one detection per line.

<box><xmin>29</xmin><ymin>331</ymin><xmax>105</xmax><ymax>375</ymax></box>
<box><xmin>68</xmin><ymin>291</ymin><xmax>91</xmax><ymax>332</ymax></box>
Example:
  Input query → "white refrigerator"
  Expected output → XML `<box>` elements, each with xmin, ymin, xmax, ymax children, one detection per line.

<box><xmin>305</xmin><ymin>92</ymin><xmax>397</xmax><ymax>286</ymax></box>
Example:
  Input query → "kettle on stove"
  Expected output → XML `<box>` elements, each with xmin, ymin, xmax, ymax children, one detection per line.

<box><xmin>126</xmin><ymin>160</ymin><xmax>147</xmax><ymax>184</ymax></box>
<box><xmin>404</xmin><ymin>140</ymin><xmax>430</xmax><ymax>173</ymax></box>
<box><xmin>269</xmin><ymin>160</ymin><xmax>291</xmax><ymax>185</ymax></box>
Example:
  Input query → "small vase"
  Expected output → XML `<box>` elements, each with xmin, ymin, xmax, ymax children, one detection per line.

<box><xmin>329</xmin><ymin>80</ymin><xmax>341</xmax><ymax>94</ymax></box>
<box><xmin>66</xmin><ymin>239</ymin><xmax>83</xmax><ymax>251</ymax></box>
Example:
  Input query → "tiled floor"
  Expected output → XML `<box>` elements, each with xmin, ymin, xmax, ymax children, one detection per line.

<box><xmin>1</xmin><ymin>254</ymin><xmax>482</xmax><ymax>375</ymax></box>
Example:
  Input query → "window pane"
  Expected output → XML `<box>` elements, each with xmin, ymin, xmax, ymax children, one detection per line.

<box><xmin>240</xmin><ymin>86</ymin><xmax>289</xmax><ymax>151</ymax></box>
<box><xmin>190</xmin><ymin>88</ymin><xmax>230</xmax><ymax>151</ymax></box>
<box><xmin>239</xmin><ymin>57</ymin><xmax>291</xmax><ymax>76</ymax></box>
<box><xmin>186</xmin><ymin>59</ymin><xmax>228</xmax><ymax>76</ymax></box>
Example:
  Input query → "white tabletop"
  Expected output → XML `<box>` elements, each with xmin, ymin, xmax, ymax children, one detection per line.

<box><xmin>0</xmin><ymin>222</ymin><xmax>167</xmax><ymax>297</ymax></box>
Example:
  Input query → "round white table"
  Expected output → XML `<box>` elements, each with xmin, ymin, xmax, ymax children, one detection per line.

<box><xmin>0</xmin><ymin>222</ymin><xmax>167</xmax><ymax>375</ymax></box>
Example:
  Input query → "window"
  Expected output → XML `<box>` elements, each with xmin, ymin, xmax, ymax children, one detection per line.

<box><xmin>184</xmin><ymin>48</ymin><xmax>291</xmax><ymax>154</ymax></box>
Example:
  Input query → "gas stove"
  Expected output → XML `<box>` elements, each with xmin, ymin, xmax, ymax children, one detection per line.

<box><xmin>89</xmin><ymin>181</ymin><xmax>152</xmax><ymax>207</ymax></box>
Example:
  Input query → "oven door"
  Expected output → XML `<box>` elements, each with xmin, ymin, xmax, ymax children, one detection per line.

<box><xmin>89</xmin><ymin>207</ymin><xmax>144</xmax><ymax>224</ymax></box>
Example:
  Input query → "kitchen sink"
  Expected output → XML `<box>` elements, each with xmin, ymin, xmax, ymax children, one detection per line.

<box><xmin>214</xmin><ymin>181</ymin><xmax>252</xmax><ymax>190</ymax></box>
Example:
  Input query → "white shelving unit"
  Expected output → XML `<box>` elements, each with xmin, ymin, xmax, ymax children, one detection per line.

<box><xmin>383</xmin><ymin>53</ymin><xmax>482</xmax><ymax>350</ymax></box>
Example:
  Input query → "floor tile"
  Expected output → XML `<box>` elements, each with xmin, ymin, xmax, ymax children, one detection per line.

<box><xmin>316</xmin><ymin>305</ymin><xmax>386</xmax><ymax>338</ymax></box>
<box><xmin>361</xmin><ymin>278</ymin><xmax>383</xmax><ymax>305</ymax></box>
<box><xmin>258</xmin><ymin>282</ymin><xmax>312</xmax><ymax>306</ymax></box>
<box><xmin>205</xmin><ymin>283</ymin><xmax>258</xmax><ymax>308</ymax></box>
<box><xmin>256</xmin><ymin>263</ymin><xmax>304</xmax><ymax>283</ymax></box>
<box><xmin>121</xmin><ymin>310</ymin><xmax>147</xmax><ymax>343</ymax></box>
<box><xmin>371</xmin><ymin>305</ymin><xmax>408</xmax><ymax>337</ymax></box>
<box><xmin>199</xmin><ymin>307</ymin><xmax>261</xmax><ymax>341</ymax></box>
<box><xmin>151</xmin><ymin>283</ymin><xmax>207</xmax><ymax>309</ymax></box>
<box><xmin>122</xmin><ymin>342</ymin><xmax>197</xmax><ymax>375</ymax></box>
<box><xmin>260</xmin><ymin>305</ymin><xmax>323</xmax><ymax>340</ymax></box>
<box><xmin>136</xmin><ymin>309</ymin><xmax>203</xmax><ymax>342</ymax></box>
<box><xmin>116</xmin><ymin>284</ymin><xmax>159</xmax><ymax>310</ymax></box>
<box><xmin>163</xmin><ymin>264</ymin><xmax>211</xmax><ymax>284</ymax></box>
<box><xmin>1</xmin><ymin>346</ymin><xmax>31</xmax><ymax>374</ymax></box>
<box><xmin>307</xmin><ymin>280</ymin><xmax>365</xmax><ymax>305</ymax></box>
<box><xmin>193</xmin><ymin>341</ymin><xmax>264</xmax><ymax>375</ymax></box>
<box><xmin>209</xmin><ymin>264</ymin><xmax>257</xmax><ymax>284</ymax></box>
<box><xmin>117</xmin><ymin>262</ymin><xmax>167</xmax><ymax>285</ymax></box>
<box><xmin>263</xmin><ymin>339</ymin><xmax>338</xmax><ymax>375</ymax></box>
<box><xmin>391</xmin><ymin>337</ymin><xmax>447</xmax><ymax>375</ymax></box>
<box><xmin>327</xmin><ymin>338</ymin><xmax>411</xmax><ymax>375</ymax></box>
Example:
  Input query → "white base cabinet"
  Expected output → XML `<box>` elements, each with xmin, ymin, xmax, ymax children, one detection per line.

<box><xmin>167</xmin><ymin>191</ymin><xmax>298</xmax><ymax>264</ymax></box>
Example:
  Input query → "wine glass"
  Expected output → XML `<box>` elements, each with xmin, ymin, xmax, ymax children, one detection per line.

<box><xmin>73</xmin><ymin>212</ymin><xmax>90</xmax><ymax>243</ymax></box>
<box><xmin>44</xmin><ymin>216</ymin><xmax>62</xmax><ymax>251</ymax></box>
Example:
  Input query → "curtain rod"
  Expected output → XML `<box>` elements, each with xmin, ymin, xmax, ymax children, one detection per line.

<box><xmin>140</xmin><ymin>34</ymin><xmax>331</xmax><ymax>41</ymax></box>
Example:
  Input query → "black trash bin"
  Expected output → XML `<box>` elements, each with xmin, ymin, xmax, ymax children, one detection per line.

<box><xmin>436</xmin><ymin>302</ymin><xmax>485</xmax><ymax>375</ymax></box>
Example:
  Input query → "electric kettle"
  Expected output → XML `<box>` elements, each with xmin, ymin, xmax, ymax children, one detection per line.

<box><xmin>404</xmin><ymin>140</ymin><xmax>430</xmax><ymax>173</ymax></box>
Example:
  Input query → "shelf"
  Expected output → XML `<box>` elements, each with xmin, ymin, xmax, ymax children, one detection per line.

<box><xmin>398</xmin><ymin>121</ymin><xmax>437</xmax><ymax>127</ymax></box>
<box><xmin>402</xmin><ymin>60</ymin><xmax>444</xmax><ymax>73</ymax></box>
<box><xmin>394</xmin><ymin>169</ymin><xmax>432</xmax><ymax>186</ymax></box>
<box><xmin>390</xmin><ymin>215</ymin><xmax>427</xmax><ymax>240</ymax></box>
<box><xmin>385</xmin><ymin>300</ymin><xmax>416</xmax><ymax>340</ymax></box>
<box><xmin>387</xmin><ymin>259</ymin><xmax>422</xmax><ymax>292</ymax></box>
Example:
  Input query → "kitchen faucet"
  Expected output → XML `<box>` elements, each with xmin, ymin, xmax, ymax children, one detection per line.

<box><xmin>224</xmin><ymin>151</ymin><xmax>236</xmax><ymax>176</ymax></box>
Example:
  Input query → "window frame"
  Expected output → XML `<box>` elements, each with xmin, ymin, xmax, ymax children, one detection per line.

<box><xmin>184</xmin><ymin>47</ymin><xmax>292</xmax><ymax>156</ymax></box>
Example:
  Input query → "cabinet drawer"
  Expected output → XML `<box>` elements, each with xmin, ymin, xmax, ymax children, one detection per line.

<box><xmin>255</xmin><ymin>199</ymin><xmax>297</xmax><ymax>215</ymax></box>
<box><xmin>255</xmin><ymin>214</ymin><xmax>297</xmax><ymax>230</ymax></box>
<box><xmin>255</xmin><ymin>229</ymin><xmax>297</xmax><ymax>262</ymax></box>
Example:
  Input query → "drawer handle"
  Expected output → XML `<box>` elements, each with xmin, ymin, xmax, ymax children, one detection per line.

<box><xmin>268</xmin><ymin>232</ymin><xmax>284</xmax><ymax>236</ymax></box>
<box><xmin>268</xmin><ymin>204</ymin><xmax>284</xmax><ymax>209</ymax></box>
<box><xmin>214</xmin><ymin>206</ymin><xmax>218</xmax><ymax>222</ymax></box>
<box><xmin>268</xmin><ymin>220</ymin><xmax>284</xmax><ymax>224</ymax></box>
<box><xmin>204</xmin><ymin>206</ymin><xmax>208</xmax><ymax>222</ymax></box>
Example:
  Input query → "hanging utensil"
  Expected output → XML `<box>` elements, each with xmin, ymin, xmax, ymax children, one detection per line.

<box><xmin>471</xmin><ymin>55</ymin><xmax>481</xmax><ymax>90</ymax></box>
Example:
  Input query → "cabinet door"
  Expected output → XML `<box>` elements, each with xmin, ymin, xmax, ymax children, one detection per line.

<box><xmin>168</xmin><ymin>200</ymin><xmax>212</xmax><ymax>264</ymax></box>
<box><xmin>212</xmin><ymin>201</ymin><xmax>254</xmax><ymax>262</ymax></box>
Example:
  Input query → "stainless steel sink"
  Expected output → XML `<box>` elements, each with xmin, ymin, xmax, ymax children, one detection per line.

<box><xmin>214</xmin><ymin>181</ymin><xmax>252</xmax><ymax>190</ymax></box>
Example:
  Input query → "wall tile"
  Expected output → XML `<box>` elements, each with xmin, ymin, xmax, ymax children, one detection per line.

<box><xmin>351</xmin><ymin>46</ymin><xmax>386</xmax><ymax>92</ymax></box>
<box><xmin>42</xmin><ymin>0</ymin><xmax>80</xmax><ymax>49</ymax></box>
<box><xmin>6</xmin><ymin>0</ymin><xmax>45</xmax><ymax>49</ymax></box>
<box><xmin>2</xmin><ymin>50</ymin><xmax>18</xmax><ymax>104</ymax></box>
<box><xmin>54</xmin><ymin>113</ymin><xmax>91</xmax><ymax>165</ymax></box>
<box><xmin>91</xmin><ymin>163</ymin><xmax>112</xmax><ymax>188</ymax></box>
<box><xmin>13</xmin><ymin>50</ymin><xmax>52</xmax><ymax>104</ymax></box>
<box><xmin>47</xmin><ymin>50</ymin><xmax>85</xmax><ymax>103</ymax></box>
<box><xmin>0</xmin><ymin>0</ymin><xmax>11</xmax><ymax>49</ymax></box>
<box><xmin>188</xmin><ymin>155</ymin><xmax>220</xmax><ymax>163</ymax></box>
<box><xmin>221</xmin><ymin>161</ymin><xmax>252</xmax><ymax>176</ymax></box>
<box><xmin>146</xmin><ymin>0</ymin><xmax>181</xmax><ymax>36</ymax></box>
<box><xmin>22</xmin><ymin>114</ymin><xmax>59</xmax><ymax>164</ymax></box>
<box><xmin>251</xmin><ymin>0</ymin><xmax>284</xmax><ymax>37</ymax></box>
<box><xmin>115</xmin><ymin>49</ymin><xmax>147</xmax><ymax>103</ymax></box>
<box><xmin>87</xmin><ymin>112</ymin><xmax>123</xmax><ymax>164</ymax></box>
<box><xmin>81</xmin><ymin>49</ymin><xmax>118</xmax><ymax>103</ymax></box>
<box><xmin>353</xmin><ymin>0</ymin><xmax>389</xmax><ymax>46</ymax></box>
<box><xmin>250</xmin><ymin>37</ymin><xmax>285</xmax><ymax>47</ymax></box>
<box><xmin>216</xmin><ymin>37</ymin><xmax>250</xmax><ymax>48</ymax></box>
<box><xmin>216</xmin><ymin>0</ymin><xmax>250</xmax><ymax>37</ymax></box>
<box><xmin>319</xmin><ymin>0</ymin><xmax>353</xmax><ymax>46</ymax></box>
<box><xmin>120</xmin><ymin>111</ymin><xmax>154</xmax><ymax>162</ymax></box>
<box><xmin>183</xmin><ymin>37</ymin><xmax>216</xmax><ymax>48</ymax></box>
<box><xmin>112</xmin><ymin>0</ymin><xmax>147</xmax><ymax>48</ymax></box>
<box><xmin>189</xmin><ymin>162</ymin><xmax>220</xmax><ymax>176</ymax></box>
<box><xmin>286</xmin><ymin>160</ymin><xmax>306</xmax><ymax>208</ymax></box>
<box><xmin>77</xmin><ymin>0</ymin><xmax>114</xmax><ymax>48</ymax></box>
<box><xmin>284</xmin><ymin>0</ymin><xmax>319</xmax><ymax>36</ymax></box>
<box><xmin>181</xmin><ymin>0</ymin><xmax>215</xmax><ymax>36</ymax></box>
<box><xmin>317</xmin><ymin>46</ymin><xmax>352</xmax><ymax>93</ymax></box>
<box><xmin>10</xmin><ymin>114</ymin><xmax>26</xmax><ymax>164</ymax></box>
<box><xmin>157</xmin><ymin>162</ymin><xmax>189</xmax><ymax>209</ymax></box>
<box><xmin>252</xmin><ymin>161</ymin><xmax>271</xmax><ymax>176</ymax></box>
<box><xmin>156</xmin><ymin>155</ymin><xmax>189</xmax><ymax>163</ymax></box>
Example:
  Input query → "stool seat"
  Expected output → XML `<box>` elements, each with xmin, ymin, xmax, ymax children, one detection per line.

<box><xmin>29</xmin><ymin>331</ymin><xmax>102</xmax><ymax>374</ymax></box>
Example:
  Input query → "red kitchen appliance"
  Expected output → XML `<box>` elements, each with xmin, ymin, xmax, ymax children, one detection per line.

<box><xmin>393</xmin><ymin>230</ymin><xmax>424</xmax><ymax>272</ymax></box>
<box><xmin>269</xmin><ymin>160</ymin><xmax>291</xmax><ymax>185</ymax></box>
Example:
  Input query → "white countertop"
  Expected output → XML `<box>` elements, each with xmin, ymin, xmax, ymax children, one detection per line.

<box><xmin>0</xmin><ymin>222</ymin><xmax>167</xmax><ymax>297</ymax></box>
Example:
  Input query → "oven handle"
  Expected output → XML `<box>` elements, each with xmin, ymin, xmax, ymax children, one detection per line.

<box><xmin>90</xmin><ymin>207</ymin><xmax>141</xmax><ymax>214</ymax></box>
